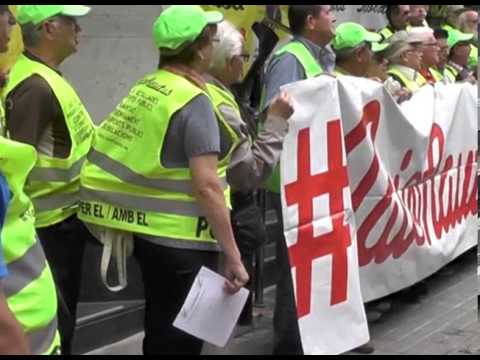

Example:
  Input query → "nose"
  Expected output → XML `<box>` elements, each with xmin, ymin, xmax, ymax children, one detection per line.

<box><xmin>75</xmin><ymin>22</ymin><xmax>82</xmax><ymax>34</ymax></box>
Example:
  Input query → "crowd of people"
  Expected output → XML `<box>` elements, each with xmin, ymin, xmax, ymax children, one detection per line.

<box><xmin>0</xmin><ymin>4</ymin><xmax>477</xmax><ymax>355</ymax></box>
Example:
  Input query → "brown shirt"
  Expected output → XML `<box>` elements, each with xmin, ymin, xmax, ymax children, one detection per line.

<box><xmin>5</xmin><ymin>52</ymin><xmax>71</xmax><ymax>158</ymax></box>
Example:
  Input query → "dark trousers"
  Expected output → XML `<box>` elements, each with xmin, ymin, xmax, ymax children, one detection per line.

<box><xmin>37</xmin><ymin>215</ymin><xmax>92</xmax><ymax>355</ymax></box>
<box><xmin>134</xmin><ymin>237</ymin><xmax>219</xmax><ymax>355</ymax></box>
<box><xmin>268</xmin><ymin>193</ymin><xmax>304</xmax><ymax>355</ymax></box>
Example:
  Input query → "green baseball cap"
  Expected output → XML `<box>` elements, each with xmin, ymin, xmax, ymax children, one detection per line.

<box><xmin>371</xmin><ymin>42</ymin><xmax>389</xmax><ymax>53</ymax></box>
<box><xmin>17</xmin><ymin>5</ymin><xmax>91</xmax><ymax>26</ymax></box>
<box><xmin>153</xmin><ymin>5</ymin><xmax>223</xmax><ymax>52</ymax></box>
<box><xmin>446</xmin><ymin>28</ymin><xmax>474</xmax><ymax>48</ymax></box>
<box><xmin>332</xmin><ymin>22</ymin><xmax>382</xmax><ymax>52</ymax></box>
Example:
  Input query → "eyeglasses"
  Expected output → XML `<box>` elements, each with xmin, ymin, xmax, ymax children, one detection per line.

<box><xmin>405</xmin><ymin>49</ymin><xmax>421</xmax><ymax>55</ymax></box>
<box><xmin>238</xmin><ymin>53</ymin><xmax>251</xmax><ymax>62</ymax></box>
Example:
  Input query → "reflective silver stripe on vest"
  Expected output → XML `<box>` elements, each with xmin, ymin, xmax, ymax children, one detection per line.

<box><xmin>80</xmin><ymin>187</ymin><xmax>203</xmax><ymax>218</ymax></box>
<box><xmin>29</xmin><ymin>158</ymin><xmax>85</xmax><ymax>183</ymax></box>
<box><xmin>27</xmin><ymin>317</ymin><xmax>58</xmax><ymax>355</ymax></box>
<box><xmin>137</xmin><ymin>234</ymin><xmax>221</xmax><ymax>252</ymax></box>
<box><xmin>87</xmin><ymin>149</ymin><xmax>228</xmax><ymax>194</ymax></box>
<box><xmin>34</xmin><ymin>192</ymin><xmax>79</xmax><ymax>212</ymax></box>
<box><xmin>3</xmin><ymin>240</ymin><xmax>47</xmax><ymax>298</ymax></box>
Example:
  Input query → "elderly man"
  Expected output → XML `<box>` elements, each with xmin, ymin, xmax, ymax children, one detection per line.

<box><xmin>378</xmin><ymin>5</ymin><xmax>411</xmax><ymax>43</ymax></box>
<box><xmin>457</xmin><ymin>8</ymin><xmax>478</xmax><ymax>70</ymax></box>
<box><xmin>413</xmin><ymin>27</ymin><xmax>442</xmax><ymax>84</ymax></box>
<box><xmin>333</xmin><ymin>22</ymin><xmax>389</xmax><ymax>77</ymax></box>
<box><xmin>442</xmin><ymin>5</ymin><xmax>466</xmax><ymax>31</ymax></box>
<box><xmin>386</xmin><ymin>30</ymin><xmax>427</xmax><ymax>93</ymax></box>
<box><xmin>1</xmin><ymin>5</ymin><xmax>95</xmax><ymax>355</ymax></box>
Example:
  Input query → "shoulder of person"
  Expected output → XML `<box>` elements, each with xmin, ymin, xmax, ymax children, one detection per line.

<box><xmin>8</xmin><ymin>74</ymin><xmax>54</xmax><ymax>100</ymax></box>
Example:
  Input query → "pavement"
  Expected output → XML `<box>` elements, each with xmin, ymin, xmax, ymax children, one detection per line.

<box><xmin>86</xmin><ymin>248</ymin><xmax>479</xmax><ymax>355</ymax></box>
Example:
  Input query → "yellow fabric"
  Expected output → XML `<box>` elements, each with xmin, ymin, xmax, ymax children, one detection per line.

<box><xmin>0</xmin><ymin>6</ymin><xmax>23</xmax><ymax>72</ymax></box>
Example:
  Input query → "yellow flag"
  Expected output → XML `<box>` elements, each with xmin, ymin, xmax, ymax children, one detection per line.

<box><xmin>202</xmin><ymin>5</ymin><xmax>264</xmax><ymax>59</ymax></box>
<box><xmin>0</xmin><ymin>5</ymin><xmax>24</xmax><ymax>71</ymax></box>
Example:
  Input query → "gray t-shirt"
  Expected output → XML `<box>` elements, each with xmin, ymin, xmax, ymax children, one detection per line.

<box><xmin>262</xmin><ymin>37</ymin><xmax>336</xmax><ymax>112</ymax></box>
<box><xmin>161</xmin><ymin>94</ymin><xmax>231</xmax><ymax>168</ymax></box>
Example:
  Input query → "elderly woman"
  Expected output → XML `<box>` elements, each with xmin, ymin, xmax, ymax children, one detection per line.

<box><xmin>79</xmin><ymin>6</ymin><xmax>248</xmax><ymax>355</ymax></box>
<box><xmin>204</xmin><ymin>19</ymin><xmax>294</xmax><ymax>324</ymax></box>
<box><xmin>386</xmin><ymin>30</ymin><xmax>428</xmax><ymax>93</ymax></box>
<box><xmin>206</xmin><ymin>20</ymin><xmax>294</xmax><ymax>194</ymax></box>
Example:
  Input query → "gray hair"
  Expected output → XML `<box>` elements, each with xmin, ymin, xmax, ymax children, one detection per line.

<box><xmin>385</xmin><ymin>31</ymin><xmax>415</xmax><ymax>64</ymax></box>
<box><xmin>458</xmin><ymin>10</ymin><xmax>478</xmax><ymax>34</ymax></box>
<box><xmin>210</xmin><ymin>20</ymin><xmax>244</xmax><ymax>72</ymax></box>
<box><xmin>20</xmin><ymin>22</ymin><xmax>43</xmax><ymax>48</ymax></box>
<box><xmin>385</xmin><ymin>40</ymin><xmax>413</xmax><ymax>64</ymax></box>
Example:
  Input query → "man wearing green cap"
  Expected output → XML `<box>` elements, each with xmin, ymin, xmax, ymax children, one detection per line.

<box><xmin>0</xmin><ymin>5</ymin><xmax>61</xmax><ymax>355</ymax></box>
<box><xmin>409</xmin><ymin>5</ymin><xmax>430</xmax><ymax>28</ymax></box>
<box><xmin>2</xmin><ymin>5</ymin><xmax>94</xmax><ymax>355</ymax></box>
<box><xmin>441</xmin><ymin>6</ymin><xmax>478</xmax><ymax>71</ymax></box>
<box><xmin>378</xmin><ymin>5</ymin><xmax>411</xmax><ymax>43</ymax></box>
<box><xmin>332</xmin><ymin>22</ymin><xmax>389</xmax><ymax>77</ymax></box>
<box><xmin>78</xmin><ymin>5</ymin><xmax>249</xmax><ymax>355</ymax></box>
<box><xmin>444</xmin><ymin>28</ymin><xmax>476</xmax><ymax>83</ymax></box>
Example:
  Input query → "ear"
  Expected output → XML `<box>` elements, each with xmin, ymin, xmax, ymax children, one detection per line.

<box><xmin>226</xmin><ymin>56</ymin><xmax>236</xmax><ymax>72</ymax></box>
<box><xmin>42</xmin><ymin>21</ymin><xmax>58</xmax><ymax>41</ymax></box>
<box><xmin>355</xmin><ymin>48</ymin><xmax>364</xmax><ymax>63</ymax></box>
<box><xmin>305</xmin><ymin>14</ymin><xmax>316</xmax><ymax>31</ymax></box>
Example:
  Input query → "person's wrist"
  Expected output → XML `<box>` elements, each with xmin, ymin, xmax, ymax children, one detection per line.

<box><xmin>224</xmin><ymin>250</ymin><xmax>242</xmax><ymax>265</ymax></box>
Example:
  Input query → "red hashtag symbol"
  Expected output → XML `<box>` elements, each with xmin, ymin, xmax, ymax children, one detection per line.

<box><xmin>285</xmin><ymin>120</ymin><xmax>352</xmax><ymax>319</ymax></box>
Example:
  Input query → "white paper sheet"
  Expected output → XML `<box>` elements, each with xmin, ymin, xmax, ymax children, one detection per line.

<box><xmin>173</xmin><ymin>266</ymin><xmax>250</xmax><ymax>348</ymax></box>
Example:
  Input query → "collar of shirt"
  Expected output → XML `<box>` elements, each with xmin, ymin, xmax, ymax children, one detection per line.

<box><xmin>294</xmin><ymin>36</ymin><xmax>336</xmax><ymax>73</ymax></box>
<box><xmin>394</xmin><ymin>65</ymin><xmax>421</xmax><ymax>82</ymax></box>
<box><xmin>203</xmin><ymin>73</ymin><xmax>230</xmax><ymax>93</ymax></box>
<box><xmin>24</xmin><ymin>51</ymin><xmax>63</xmax><ymax>76</ymax></box>
<box><xmin>447</xmin><ymin>61</ymin><xmax>464</xmax><ymax>73</ymax></box>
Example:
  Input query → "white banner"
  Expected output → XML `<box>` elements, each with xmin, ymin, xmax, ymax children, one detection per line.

<box><xmin>331</xmin><ymin>5</ymin><xmax>387</xmax><ymax>31</ymax></box>
<box><xmin>280</xmin><ymin>76</ymin><xmax>477</xmax><ymax>354</ymax></box>
<box><xmin>281</xmin><ymin>77</ymin><xmax>370</xmax><ymax>355</ymax></box>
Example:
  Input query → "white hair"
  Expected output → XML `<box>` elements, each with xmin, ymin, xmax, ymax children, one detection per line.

<box><xmin>210</xmin><ymin>20</ymin><xmax>244</xmax><ymax>72</ymax></box>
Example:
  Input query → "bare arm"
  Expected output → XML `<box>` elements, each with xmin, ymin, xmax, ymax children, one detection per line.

<box><xmin>0</xmin><ymin>289</ymin><xmax>29</xmax><ymax>355</ymax></box>
<box><xmin>190</xmin><ymin>155</ymin><xmax>249</xmax><ymax>293</ymax></box>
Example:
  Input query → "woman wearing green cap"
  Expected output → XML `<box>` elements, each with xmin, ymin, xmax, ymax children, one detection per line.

<box><xmin>79</xmin><ymin>5</ymin><xmax>249</xmax><ymax>355</ymax></box>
